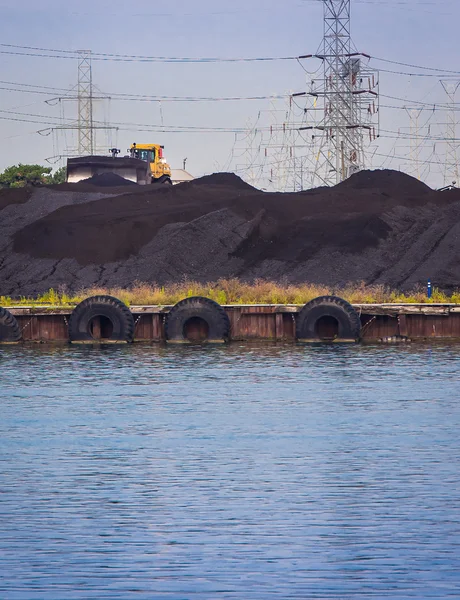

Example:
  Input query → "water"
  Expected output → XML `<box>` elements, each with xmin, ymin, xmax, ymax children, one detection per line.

<box><xmin>1</xmin><ymin>343</ymin><xmax>459</xmax><ymax>599</ymax></box>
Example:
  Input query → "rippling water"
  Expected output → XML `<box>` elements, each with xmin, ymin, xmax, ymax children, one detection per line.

<box><xmin>1</xmin><ymin>343</ymin><xmax>460</xmax><ymax>599</ymax></box>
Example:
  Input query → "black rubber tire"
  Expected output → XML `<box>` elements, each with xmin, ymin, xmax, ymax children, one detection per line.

<box><xmin>154</xmin><ymin>175</ymin><xmax>172</xmax><ymax>185</ymax></box>
<box><xmin>165</xmin><ymin>296</ymin><xmax>230</xmax><ymax>344</ymax></box>
<box><xmin>295</xmin><ymin>295</ymin><xmax>361</xmax><ymax>342</ymax></box>
<box><xmin>68</xmin><ymin>295</ymin><xmax>135</xmax><ymax>343</ymax></box>
<box><xmin>0</xmin><ymin>306</ymin><xmax>21</xmax><ymax>343</ymax></box>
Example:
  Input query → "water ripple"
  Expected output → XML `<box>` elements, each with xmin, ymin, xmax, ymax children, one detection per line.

<box><xmin>1</xmin><ymin>343</ymin><xmax>460</xmax><ymax>599</ymax></box>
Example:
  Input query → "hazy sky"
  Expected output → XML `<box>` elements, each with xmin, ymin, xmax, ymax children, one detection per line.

<box><xmin>0</xmin><ymin>0</ymin><xmax>458</xmax><ymax>188</ymax></box>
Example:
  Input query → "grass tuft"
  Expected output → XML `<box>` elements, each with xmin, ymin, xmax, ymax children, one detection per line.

<box><xmin>1</xmin><ymin>279</ymin><xmax>459</xmax><ymax>307</ymax></box>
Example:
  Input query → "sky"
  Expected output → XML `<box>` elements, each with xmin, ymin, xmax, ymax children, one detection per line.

<box><xmin>0</xmin><ymin>0</ymin><xmax>458</xmax><ymax>189</ymax></box>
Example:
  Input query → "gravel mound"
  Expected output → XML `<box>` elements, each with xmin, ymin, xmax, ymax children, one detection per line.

<box><xmin>1</xmin><ymin>169</ymin><xmax>460</xmax><ymax>296</ymax></box>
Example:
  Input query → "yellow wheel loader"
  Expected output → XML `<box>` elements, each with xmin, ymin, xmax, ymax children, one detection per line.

<box><xmin>66</xmin><ymin>143</ymin><xmax>172</xmax><ymax>185</ymax></box>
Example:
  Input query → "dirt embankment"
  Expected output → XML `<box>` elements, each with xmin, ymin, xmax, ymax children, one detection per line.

<box><xmin>1</xmin><ymin>170</ymin><xmax>459</xmax><ymax>296</ymax></box>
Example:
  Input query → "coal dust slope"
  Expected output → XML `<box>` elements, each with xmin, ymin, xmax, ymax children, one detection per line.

<box><xmin>1</xmin><ymin>170</ymin><xmax>460</xmax><ymax>296</ymax></box>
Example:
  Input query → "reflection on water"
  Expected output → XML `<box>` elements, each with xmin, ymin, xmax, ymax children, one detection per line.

<box><xmin>1</xmin><ymin>343</ymin><xmax>460</xmax><ymax>599</ymax></box>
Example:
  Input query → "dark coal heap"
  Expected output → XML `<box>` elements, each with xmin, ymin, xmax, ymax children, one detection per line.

<box><xmin>1</xmin><ymin>169</ymin><xmax>460</xmax><ymax>296</ymax></box>
<box><xmin>78</xmin><ymin>173</ymin><xmax>138</xmax><ymax>187</ymax></box>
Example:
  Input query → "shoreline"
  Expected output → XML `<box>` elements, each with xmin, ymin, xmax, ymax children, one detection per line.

<box><xmin>4</xmin><ymin>301</ymin><xmax>460</xmax><ymax>344</ymax></box>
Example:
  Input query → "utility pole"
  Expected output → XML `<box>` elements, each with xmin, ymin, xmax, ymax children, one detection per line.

<box><xmin>305</xmin><ymin>0</ymin><xmax>379</xmax><ymax>187</ymax></box>
<box><xmin>440</xmin><ymin>79</ymin><xmax>460</xmax><ymax>187</ymax></box>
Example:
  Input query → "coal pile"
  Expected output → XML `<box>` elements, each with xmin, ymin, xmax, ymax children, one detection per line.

<box><xmin>78</xmin><ymin>172</ymin><xmax>138</xmax><ymax>187</ymax></box>
<box><xmin>0</xmin><ymin>186</ymin><xmax>33</xmax><ymax>212</ymax></box>
<box><xmin>192</xmin><ymin>172</ymin><xmax>256</xmax><ymax>190</ymax></box>
<box><xmin>1</xmin><ymin>169</ymin><xmax>460</xmax><ymax>296</ymax></box>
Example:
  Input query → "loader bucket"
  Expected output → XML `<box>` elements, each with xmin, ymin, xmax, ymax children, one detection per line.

<box><xmin>66</xmin><ymin>156</ymin><xmax>152</xmax><ymax>185</ymax></box>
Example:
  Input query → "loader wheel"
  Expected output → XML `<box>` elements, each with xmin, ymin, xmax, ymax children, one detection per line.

<box><xmin>154</xmin><ymin>175</ymin><xmax>172</xmax><ymax>185</ymax></box>
<box><xmin>295</xmin><ymin>295</ymin><xmax>361</xmax><ymax>343</ymax></box>
<box><xmin>0</xmin><ymin>306</ymin><xmax>21</xmax><ymax>343</ymax></box>
<box><xmin>69</xmin><ymin>295</ymin><xmax>135</xmax><ymax>343</ymax></box>
<box><xmin>165</xmin><ymin>296</ymin><xmax>230</xmax><ymax>344</ymax></box>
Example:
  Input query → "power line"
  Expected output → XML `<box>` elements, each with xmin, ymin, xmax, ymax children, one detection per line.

<box><xmin>4</xmin><ymin>77</ymin><xmax>460</xmax><ymax>111</ymax></box>
<box><xmin>0</xmin><ymin>80</ymin><xmax>287</xmax><ymax>103</ymax></box>
<box><xmin>2</xmin><ymin>43</ymin><xmax>459</xmax><ymax>185</ymax></box>
<box><xmin>377</xmin><ymin>67</ymin><xmax>460</xmax><ymax>78</ymax></box>
<box><xmin>372</xmin><ymin>56</ymin><xmax>460</xmax><ymax>75</ymax></box>
<box><xmin>93</xmin><ymin>94</ymin><xmax>288</xmax><ymax>103</ymax></box>
<box><xmin>2</xmin><ymin>42</ymin><xmax>460</xmax><ymax>84</ymax></box>
<box><xmin>0</xmin><ymin>44</ymin><xmax>296</xmax><ymax>63</ymax></box>
<box><xmin>4</xmin><ymin>107</ymin><xmax>457</xmax><ymax>141</ymax></box>
<box><xmin>0</xmin><ymin>108</ymin><xmax>75</xmax><ymax>121</ymax></box>
<box><xmin>0</xmin><ymin>80</ymin><xmax>71</xmax><ymax>93</ymax></box>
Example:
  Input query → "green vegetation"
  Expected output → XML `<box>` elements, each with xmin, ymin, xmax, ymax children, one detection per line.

<box><xmin>48</xmin><ymin>166</ymin><xmax>67</xmax><ymax>185</ymax></box>
<box><xmin>0</xmin><ymin>164</ymin><xmax>66</xmax><ymax>188</ymax></box>
<box><xmin>0</xmin><ymin>164</ymin><xmax>52</xmax><ymax>188</ymax></box>
<box><xmin>1</xmin><ymin>280</ymin><xmax>460</xmax><ymax>307</ymax></box>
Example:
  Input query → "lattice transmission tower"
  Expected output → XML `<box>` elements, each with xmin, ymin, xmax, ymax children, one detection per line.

<box><xmin>404</xmin><ymin>107</ymin><xmax>424</xmax><ymax>180</ymax></box>
<box><xmin>441</xmin><ymin>80</ymin><xmax>460</xmax><ymax>187</ymax></box>
<box><xmin>47</xmin><ymin>50</ymin><xmax>117</xmax><ymax>161</ymax></box>
<box><xmin>77</xmin><ymin>50</ymin><xmax>94</xmax><ymax>155</ymax></box>
<box><xmin>305</xmin><ymin>0</ymin><xmax>379</xmax><ymax>186</ymax></box>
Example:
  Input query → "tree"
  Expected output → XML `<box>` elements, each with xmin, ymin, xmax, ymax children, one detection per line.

<box><xmin>0</xmin><ymin>164</ymin><xmax>52</xmax><ymax>188</ymax></box>
<box><xmin>48</xmin><ymin>166</ymin><xmax>67</xmax><ymax>185</ymax></box>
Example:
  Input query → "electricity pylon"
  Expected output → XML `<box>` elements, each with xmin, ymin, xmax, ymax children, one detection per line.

<box><xmin>441</xmin><ymin>79</ymin><xmax>460</xmax><ymax>187</ymax></box>
<box><xmin>76</xmin><ymin>50</ymin><xmax>94</xmax><ymax>155</ymax></box>
<box><xmin>306</xmin><ymin>0</ymin><xmax>379</xmax><ymax>186</ymax></box>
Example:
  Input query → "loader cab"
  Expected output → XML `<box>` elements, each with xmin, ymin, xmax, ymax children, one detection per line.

<box><xmin>138</xmin><ymin>149</ymin><xmax>156</xmax><ymax>163</ymax></box>
<box><xmin>130</xmin><ymin>144</ymin><xmax>156</xmax><ymax>164</ymax></box>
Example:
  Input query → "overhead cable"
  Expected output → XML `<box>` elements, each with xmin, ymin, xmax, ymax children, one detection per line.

<box><xmin>0</xmin><ymin>44</ymin><xmax>296</xmax><ymax>63</ymax></box>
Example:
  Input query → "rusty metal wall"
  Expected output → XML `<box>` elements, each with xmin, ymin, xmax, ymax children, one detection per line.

<box><xmin>229</xmin><ymin>310</ymin><xmax>276</xmax><ymax>340</ymax></box>
<box><xmin>227</xmin><ymin>307</ymin><xmax>297</xmax><ymax>341</ymax></box>
<box><xmin>16</xmin><ymin>314</ymin><xmax>69</xmax><ymax>342</ymax></box>
<box><xmin>360</xmin><ymin>315</ymin><xmax>400</xmax><ymax>340</ymax></box>
<box><xmin>132</xmin><ymin>314</ymin><xmax>163</xmax><ymax>341</ymax></box>
<box><xmin>406</xmin><ymin>314</ymin><xmax>460</xmax><ymax>339</ymax></box>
